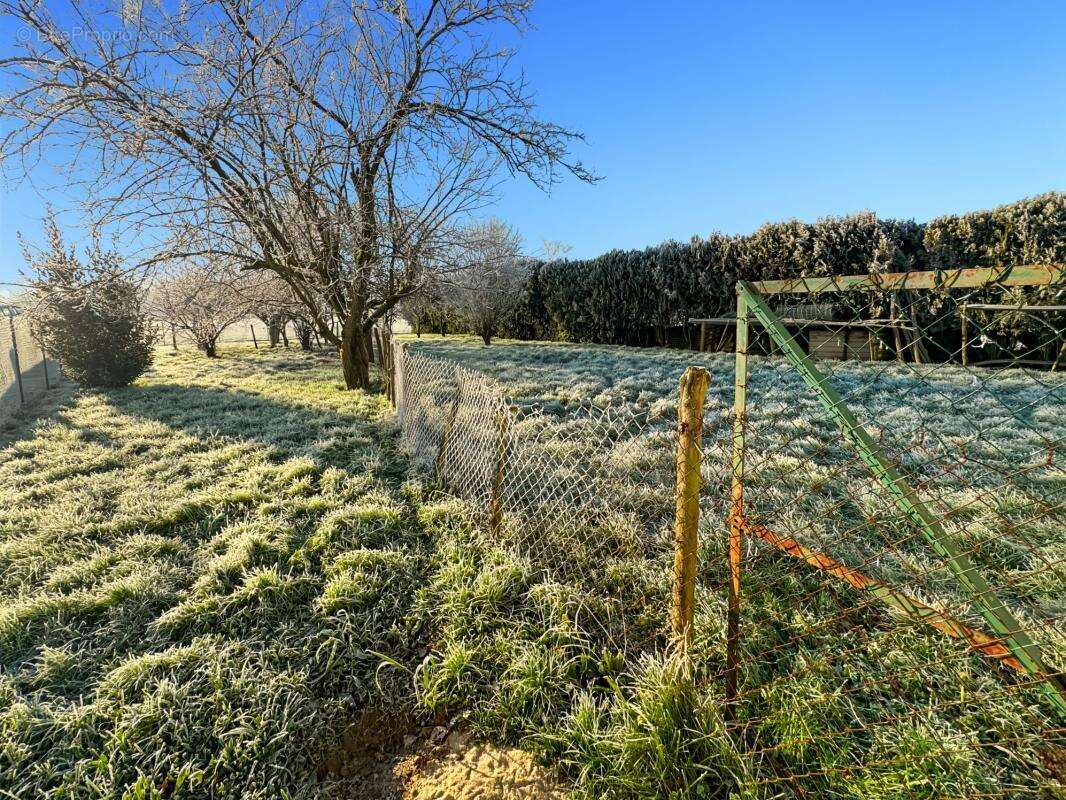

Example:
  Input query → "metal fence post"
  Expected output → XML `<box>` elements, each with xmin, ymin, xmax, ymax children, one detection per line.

<box><xmin>41</xmin><ymin>346</ymin><xmax>50</xmax><ymax>390</ymax></box>
<box><xmin>8</xmin><ymin>312</ymin><xmax>25</xmax><ymax>406</ymax></box>
<box><xmin>250</xmin><ymin>326</ymin><xmax>259</xmax><ymax>349</ymax></box>
<box><xmin>738</xmin><ymin>279</ymin><xmax>1066</xmax><ymax>718</ymax></box>
<box><xmin>959</xmin><ymin>304</ymin><xmax>969</xmax><ymax>366</ymax></box>
<box><xmin>671</xmin><ymin>365</ymin><xmax>710</xmax><ymax>647</ymax></box>
<box><xmin>725</xmin><ymin>286</ymin><xmax>750</xmax><ymax>717</ymax></box>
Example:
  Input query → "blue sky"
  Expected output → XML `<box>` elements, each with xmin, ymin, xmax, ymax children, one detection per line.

<box><xmin>2</xmin><ymin>0</ymin><xmax>1066</xmax><ymax>283</ymax></box>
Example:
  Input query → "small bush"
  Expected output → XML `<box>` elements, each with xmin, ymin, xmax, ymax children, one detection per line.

<box><xmin>24</xmin><ymin>213</ymin><xmax>154</xmax><ymax>387</ymax></box>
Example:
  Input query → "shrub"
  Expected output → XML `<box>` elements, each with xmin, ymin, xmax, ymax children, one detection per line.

<box><xmin>24</xmin><ymin>214</ymin><xmax>153</xmax><ymax>387</ymax></box>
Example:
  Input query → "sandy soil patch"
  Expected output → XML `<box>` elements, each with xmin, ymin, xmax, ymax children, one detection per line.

<box><xmin>322</xmin><ymin>720</ymin><xmax>566</xmax><ymax>800</ymax></box>
<box><xmin>397</xmin><ymin>733</ymin><xmax>565</xmax><ymax>800</ymax></box>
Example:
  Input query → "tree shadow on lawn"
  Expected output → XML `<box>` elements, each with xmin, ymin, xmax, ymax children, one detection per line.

<box><xmin>0</xmin><ymin>422</ymin><xmax>434</xmax><ymax>800</ymax></box>
<box><xmin>93</xmin><ymin>379</ymin><xmax>407</xmax><ymax>481</ymax></box>
<box><xmin>0</xmin><ymin>380</ymin><xmax>78</xmax><ymax>451</ymax></box>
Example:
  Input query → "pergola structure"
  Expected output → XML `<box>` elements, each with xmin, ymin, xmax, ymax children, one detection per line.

<box><xmin>959</xmin><ymin>303</ymin><xmax>1066</xmax><ymax>369</ymax></box>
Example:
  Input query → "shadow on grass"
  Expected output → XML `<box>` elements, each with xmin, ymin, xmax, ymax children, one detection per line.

<box><xmin>97</xmin><ymin>379</ymin><xmax>405</xmax><ymax>479</ymax></box>
<box><xmin>1</xmin><ymin>345</ymin><xmax>394</xmax><ymax>473</ymax></box>
<box><xmin>0</xmin><ymin>380</ymin><xmax>77</xmax><ymax>450</ymax></box>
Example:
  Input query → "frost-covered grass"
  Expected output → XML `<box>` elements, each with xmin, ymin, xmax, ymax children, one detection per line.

<box><xmin>3</xmin><ymin>342</ymin><xmax>1063</xmax><ymax>798</ymax></box>
<box><xmin>403</xmin><ymin>334</ymin><xmax>1066</xmax><ymax>798</ymax></box>
<box><xmin>0</xmin><ymin>347</ymin><xmax>431</xmax><ymax>799</ymax></box>
<box><xmin>405</xmin><ymin>336</ymin><xmax>1065</xmax><ymax>622</ymax></box>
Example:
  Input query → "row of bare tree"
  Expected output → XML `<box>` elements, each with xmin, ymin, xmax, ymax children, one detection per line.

<box><xmin>0</xmin><ymin>0</ymin><xmax>594</xmax><ymax>387</ymax></box>
<box><xmin>150</xmin><ymin>214</ymin><xmax>531</xmax><ymax>356</ymax></box>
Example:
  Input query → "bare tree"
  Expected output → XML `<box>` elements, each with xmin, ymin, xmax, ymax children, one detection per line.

<box><xmin>290</xmin><ymin>314</ymin><xmax>319</xmax><ymax>351</ymax></box>
<box><xmin>540</xmin><ymin>239</ymin><xmax>573</xmax><ymax>262</ymax></box>
<box><xmin>0</xmin><ymin>0</ymin><xmax>595</xmax><ymax>389</ymax></box>
<box><xmin>151</xmin><ymin>261</ymin><xmax>259</xmax><ymax>357</ymax></box>
<box><xmin>252</xmin><ymin>273</ymin><xmax>331</xmax><ymax>350</ymax></box>
<box><xmin>450</xmin><ymin>218</ymin><xmax>524</xmax><ymax>345</ymax></box>
<box><xmin>243</xmin><ymin>273</ymin><xmax>298</xmax><ymax>347</ymax></box>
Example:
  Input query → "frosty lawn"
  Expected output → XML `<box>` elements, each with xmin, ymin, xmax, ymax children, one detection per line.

<box><xmin>0</xmin><ymin>348</ymin><xmax>432</xmax><ymax>799</ymax></box>
<box><xmin>404</xmin><ymin>334</ymin><xmax>1066</xmax><ymax>797</ymax></box>
<box><xmin>1</xmin><ymin>344</ymin><xmax>1063</xmax><ymax>798</ymax></box>
<box><xmin>404</xmin><ymin>335</ymin><xmax>1064</xmax><ymax>629</ymax></box>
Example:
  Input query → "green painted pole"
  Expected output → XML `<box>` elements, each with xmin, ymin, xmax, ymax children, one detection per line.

<box><xmin>737</xmin><ymin>281</ymin><xmax>1066</xmax><ymax>719</ymax></box>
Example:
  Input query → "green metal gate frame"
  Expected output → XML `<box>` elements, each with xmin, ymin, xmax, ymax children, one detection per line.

<box><xmin>727</xmin><ymin>265</ymin><xmax>1066</xmax><ymax>719</ymax></box>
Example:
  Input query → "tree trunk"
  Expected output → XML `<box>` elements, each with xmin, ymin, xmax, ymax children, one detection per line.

<box><xmin>298</xmin><ymin>330</ymin><xmax>313</xmax><ymax>350</ymax></box>
<box><xmin>340</xmin><ymin>319</ymin><xmax>371</xmax><ymax>390</ymax></box>
<box><xmin>364</xmin><ymin>330</ymin><xmax>376</xmax><ymax>365</ymax></box>
<box><xmin>203</xmin><ymin>339</ymin><xmax>218</xmax><ymax>358</ymax></box>
<box><xmin>268</xmin><ymin>321</ymin><xmax>281</xmax><ymax>347</ymax></box>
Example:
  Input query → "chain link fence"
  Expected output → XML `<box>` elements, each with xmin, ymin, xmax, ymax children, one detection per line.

<box><xmin>1</xmin><ymin>309</ymin><xmax>60</xmax><ymax>425</ymax></box>
<box><xmin>156</xmin><ymin>318</ymin><xmax>317</xmax><ymax>351</ymax></box>
<box><xmin>712</xmin><ymin>267</ymin><xmax>1064</xmax><ymax>797</ymax></box>
<box><xmin>383</xmin><ymin>264</ymin><xmax>1065</xmax><ymax>796</ymax></box>
<box><xmin>393</xmin><ymin>344</ymin><xmax>714</xmax><ymax>651</ymax></box>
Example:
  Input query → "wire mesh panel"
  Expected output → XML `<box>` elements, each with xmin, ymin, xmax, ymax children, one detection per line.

<box><xmin>0</xmin><ymin>311</ymin><xmax>57</xmax><ymax>424</ymax></box>
<box><xmin>400</xmin><ymin>349</ymin><xmax>681</xmax><ymax>540</ymax></box>
<box><xmin>0</xmin><ymin>318</ymin><xmax>18</xmax><ymax>421</ymax></box>
<box><xmin>396</xmin><ymin>346</ymin><xmax>690</xmax><ymax>651</ymax></box>
<box><xmin>399</xmin><ymin>350</ymin><xmax>464</xmax><ymax>473</ymax></box>
<box><xmin>719</xmin><ymin>267</ymin><xmax>1065</xmax><ymax>797</ymax></box>
<box><xmin>11</xmin><ymin>317</ymin><xmax>50</xmax><ymax>402</ymax></box>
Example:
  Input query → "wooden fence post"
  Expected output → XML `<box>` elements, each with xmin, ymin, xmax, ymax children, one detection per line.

<box><xmin>488</xmin><ymin>403</ymin><xmax>510</xmax><ymax>537</ymax></box>
<box><xmin>671</xmin><ymin>365</ymin><xmax>710</xmax><ymax>647</ymax></box>
<box><xmin>389</xmin><ymin>332</ymin><xmax>396</xmax><ymax>405</ymax></box>
<box><xmin>374</xmin><ymin>328</ymin><xmax>389</xmax><ymax>397</ymax></box>
<box><xmin>7</xmin><ymin>313</ymin><xmax>25</xmax><ymax>406</ymax></box>
<box><xmin>392</xmin><ymin>340</ymin><xmax>405</xmax><ymax>420</ymax></box>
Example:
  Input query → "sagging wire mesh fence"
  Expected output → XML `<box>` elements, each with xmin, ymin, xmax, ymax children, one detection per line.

<box><xmin>384</xmin><ymin>264</ymin><xmax>1064</xmax><ymax>796</ymax></box>
<box><xmin>392</xmin><ymin>343</ymin><xmax>724</xmax><ymax>652</ymax></box>
<box><xmin>718</xmin><ymin>266</ymin><xmax>1064</xmax><ymax>796</ymax></box>
<box><xmin>1</xmin><ymin>308</ymin><xmax>58</xmax><ymax>424</ymax></box>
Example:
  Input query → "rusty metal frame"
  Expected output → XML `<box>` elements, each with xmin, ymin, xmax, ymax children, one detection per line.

<box><xmin>731</xmin><ymin>274</ymin><xmax>1066</xmax><ymax>719</ymax></box>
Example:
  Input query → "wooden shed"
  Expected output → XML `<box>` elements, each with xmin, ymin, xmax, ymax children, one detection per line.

<box><xmin>689</xmin><ymin>316</ymin><xmax>893</xmax><ymax>361</ymax></box>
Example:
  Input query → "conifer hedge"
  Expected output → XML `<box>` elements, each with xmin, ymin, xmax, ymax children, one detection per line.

<box><xmin>502</xmin><ymin>193</ymin><xmax>1065</xmax><ymax>348</ymax></box>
